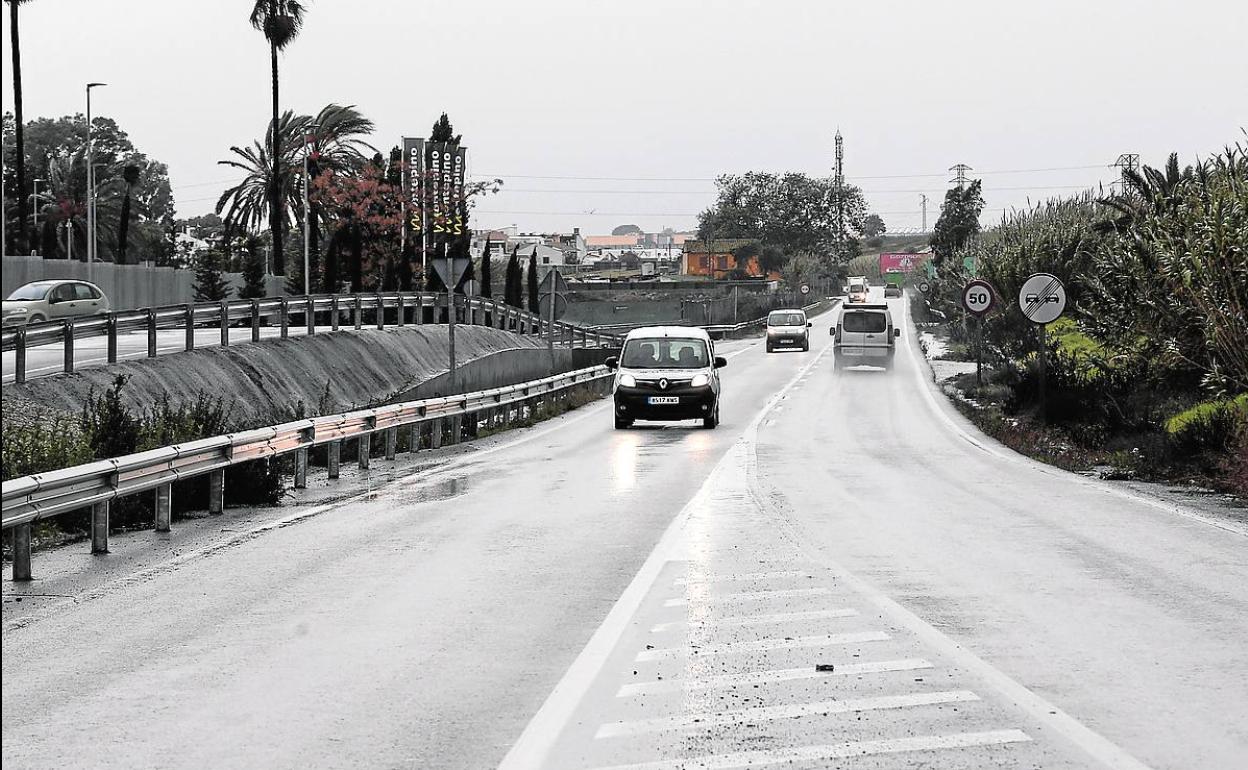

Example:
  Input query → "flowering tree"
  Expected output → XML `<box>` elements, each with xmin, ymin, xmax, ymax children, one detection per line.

<box><xmin>310</xmin><ymin>160</ymin><xmax>402</xmax><ymax>293</ymax></box>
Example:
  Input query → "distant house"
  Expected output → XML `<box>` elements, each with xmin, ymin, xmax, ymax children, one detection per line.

<box><xmin>681</xmin><ymin>238</ymin><xmax>756</xmax><ymax>278</ymax></box>
<box><xmin>586</xmin><ymin>234</ymin><xmax>642</xmax><ymax>250</ymax></box>
<box><xmin>547</xmin><ymin>228</ymin><xmax>586</xmax><ymax>265</ymax></box>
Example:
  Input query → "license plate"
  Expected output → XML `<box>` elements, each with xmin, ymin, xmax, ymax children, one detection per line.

<box><xmin>647</xmin><ymin>396</ymin><xmax>680</xmax><ymax>405</ymax></box>
<box><xmin>842</xmin><ymin>347</ymin><xmax>864</xmax><ymax>356</ymax></box>
<box><xmin>779</xmin><ymin>339</ymin><xmax>793</xmax><ymax>344</ymax></box>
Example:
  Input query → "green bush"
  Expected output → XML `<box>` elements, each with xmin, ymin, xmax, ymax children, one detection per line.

<box><xmin>1</xmin><ymin>415</ymin><xmax>94</xmax><ymax>481</ymax></box>
<box><xmin>1165</xmin><ymin>394</ymin><xmax>1248</xmax><ymax>454</ymax></box>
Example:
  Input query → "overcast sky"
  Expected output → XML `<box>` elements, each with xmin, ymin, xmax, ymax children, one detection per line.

<box><xmin>4</xmin><ymin>0</ymin><xmax>1245</xmax><ymax>235</ymax></box>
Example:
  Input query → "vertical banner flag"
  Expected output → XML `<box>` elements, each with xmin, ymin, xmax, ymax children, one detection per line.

<box><xmin>402</xmin><ymin>137</ymin><xmax>425</xmax><ymax>247</ymax></box>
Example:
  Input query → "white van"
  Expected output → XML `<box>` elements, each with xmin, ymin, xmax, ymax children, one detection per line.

<box><xmin>831</xmin><ymin>304</ymin><xmax>901</xmax><ymax>370</ymax></box>
<box><xmin>765</xmin><ymin>308</ymin><xmax>811</xmax><ymax>353</ymax></box>
<box><xmin>847</xmin><ymin>276</ymin><xmax>869</xmax><ymax>304</ymax></box>
<box><xmin>606</xmin><ymin>327</ymin><xmax>727</xmax><ymax>429</ymax></box>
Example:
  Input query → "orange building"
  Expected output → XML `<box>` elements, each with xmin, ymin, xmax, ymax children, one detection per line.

<box><xmin>682</xmin><ymin>239</ymin><xmax>778</xmax><ymax>279</ymax></box>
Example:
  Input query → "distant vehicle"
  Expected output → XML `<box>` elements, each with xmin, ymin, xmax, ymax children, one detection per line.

<box><xmin>831</xmin><ymin>303</ymin><xmax>901</xmax><ymax>370</ymax></box>
<box><xmin>2</xmin><ymin>280</ymin><xmax>110</xmax><ymax>326</ymax></box>
<box><xmin>884</xmin><ymin>282</ymin><xmax>903</xmax><ymax>298</ymax></box>
<box><xmin>605</xmin><ymin>326</ymin><xmax>727</xmax><ymax>429</ymax></box>
<box><xmin>765</xmin><ymin>309</ymin><xmax>811</xmax><ymax>353</ymax></box>
<box><xmin>847</xmin><ymin>276</ymin><xmax>869</xmax><ymax>303</ymax></box>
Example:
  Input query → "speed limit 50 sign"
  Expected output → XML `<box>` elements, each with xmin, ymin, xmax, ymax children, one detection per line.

<box><xmin>961</xmin><ymin>279</ymin><xmax>997</xmax><ymax>317</ymax></box>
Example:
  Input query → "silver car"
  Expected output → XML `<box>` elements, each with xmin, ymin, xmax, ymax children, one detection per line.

<box><xmin>2</xmin><ymin>280</ymin><xmax>110</xmax><ymax>326</ymax></box>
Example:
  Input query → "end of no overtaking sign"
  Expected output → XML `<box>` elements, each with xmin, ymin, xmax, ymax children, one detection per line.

<box><xmin>1018</xmin><ymin>272</ymin><xmax>1067</xmax><ymax>324</ymax></box>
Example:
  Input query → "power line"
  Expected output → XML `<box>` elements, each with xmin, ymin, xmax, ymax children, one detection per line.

<box><xmin>468</xmin><ymin>163</ymin><xmax>1107</xmax><ymax>182</ymax></box>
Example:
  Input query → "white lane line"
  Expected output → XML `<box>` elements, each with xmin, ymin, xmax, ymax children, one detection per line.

<box><xmin>635</xmin><ymin>631</ymin><xmax>888</xmax><ymax>661</ymax></box>
<box><xmin>589</xmin><ymin>729</ymin><xmax>1033</xmax><ymax>770</ymax></box>
<box><xmin>596</xmin><ymin>689</ymin><xmax>980</xmax><ymax>738</ymax></box>
<box><xmin>497</xmin><ymin>340</ymin><xmax>838</xmax><ymax>770</ymax></box>
<box><xmin>650</xmin><ymin>608</ymin><xmax>856</xmax><ymax>633</ymax></box>
<box><xmin>616</xmin><ymin>657</ymin><xmax>934</xmax><ymax>697</ymax></box>
<box><xmin>663</xmin><ymin>586</ymin><xmax>829</xmax><ymax>606</ymax></box>
<box><xmin>674</xmin><ymin>569</ymin><xmax>807</xmax><ymax>585</ymax></box>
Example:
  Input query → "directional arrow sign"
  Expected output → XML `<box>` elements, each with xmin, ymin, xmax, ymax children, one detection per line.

<box><xmin>961</xmin><ymin>279</ymin><xmax>997</xmax><ymax>317</ymax></box>
<box><xmin>1018</xmin><ymin>272</ymin><xmax>1066</xmax><ymax>324</ymax></box>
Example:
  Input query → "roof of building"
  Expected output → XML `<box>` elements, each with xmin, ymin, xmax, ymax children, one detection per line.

<box><xmin>586</xmin><ymin>235</ymin><xmax>642</xmax><ymax>248</ymax></box>
<box><xmin>680</xmin><ymin>238</ymin><xmax>755</xmax><ymax>254</ymax></box>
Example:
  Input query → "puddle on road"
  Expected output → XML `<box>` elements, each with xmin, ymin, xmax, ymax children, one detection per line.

<box><xmin>388</xmin><ymin>475</ymin><xmax>471</xmax><ymax>507</ymax></box>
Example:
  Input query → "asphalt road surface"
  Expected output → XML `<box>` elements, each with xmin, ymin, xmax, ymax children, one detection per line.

<box><xmin>4</xmin><ymin>292</ymin><xmax>1245</xmax><ymax>770</ymax></box>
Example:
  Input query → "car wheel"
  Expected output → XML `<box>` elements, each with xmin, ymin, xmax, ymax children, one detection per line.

<box><xmin>614</xmin><ymin>416</ymin><xmax>633</xmax><ymax>430</ymax></box>
<box><xmin>703</xmin><ymin>404</ymin><xmax>719</xmax><ymax>429</ymax></box>
<box><xmin>802</xmin><ymin>341</ymin><xmax>810</xmax><ymax>352</ymax></box>
<box><xmin>28</xmin><ymin>314</ymin><xmax>46</xmax><ymax>324</ymax></box>
<box><xmin>766</xmin><ymin>343</ymin><xmax>774</xmax><ymax>353</ymax></box>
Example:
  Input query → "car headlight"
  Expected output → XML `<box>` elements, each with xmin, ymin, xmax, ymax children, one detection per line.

<box><xmin>690</xmin><ymin>373</ymin><xmax>709</xmax><ymax>388</ymax></box>
<box><xmin>618</xmin><ymin>373</ymin><xmax>636</xmax><ymax>388</ymax></box>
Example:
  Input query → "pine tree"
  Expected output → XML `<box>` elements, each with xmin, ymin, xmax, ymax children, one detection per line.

<box><xmin>526</xmin><ymin>250</ymin><xmax>540</xmax><ymax>314</ymax></box>
<box><xmin>504</xmin><ymin>246</ymin><xmax>523</xmax><ymax>308</ymax></box>
<box><xmin>237</xmin><ymin>236</ymin><xmax>268</xmax><ymax>299</ymax></box>
<box><xmin>430</xmin><ymin>112</ymin><xmax>461</xmax><ymax>143</ymax></box>
<box><xmin>193</xmin><ymin>250</ymin><xmax>233</xmax><ymax>302</ymax></box>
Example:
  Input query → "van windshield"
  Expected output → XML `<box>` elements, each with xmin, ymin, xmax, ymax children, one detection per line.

<box><xmin>768</xmin><ymin>313</ymin><xmax>805</xmax><ymax>327</ymax></box>
<box><xmin>621</xmin><ymin>338</ymin><xmax>710</xmax><ymax>369</ymax></box>
<box><xmin>841</xmin><ymin>312</ymin><xmax>888</xmax><ymax>333</ymax></box>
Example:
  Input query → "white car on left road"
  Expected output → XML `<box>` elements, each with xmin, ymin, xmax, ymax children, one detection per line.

<box><xmin>2</xmin><ymin>280</ymin><xmax>111</xmax><ymax>326</ymax></box>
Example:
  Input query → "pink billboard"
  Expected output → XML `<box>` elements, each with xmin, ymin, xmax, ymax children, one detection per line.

<box><xmin>879</xmin><ymin>252</ymin><xmax>927</xmax><ymax>274</ymax></box>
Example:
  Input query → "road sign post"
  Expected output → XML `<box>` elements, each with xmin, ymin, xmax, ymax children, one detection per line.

<box><xmin>538</xmin><ymin>268</ymin><xmax>570</xmax><ymax>360</ymax></box>
<box><xmin>961</xmin><ymin>279</ymin><xmax>997</xmax><ymax>387</ymax></box>
<box><xmin>1017</xmin><ymin>273</ymin><xmax>1067</xmax><ymax>422</ymax></box>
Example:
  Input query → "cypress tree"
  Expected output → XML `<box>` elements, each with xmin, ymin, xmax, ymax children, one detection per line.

<box><xmin>479</xmin><ymin>237</ymin><xmax>493</xmax><ymax>298</ymax></box>
<box><xmin>505</xmin><ymin>246</ymin><xmax>523</xmax><ymax>308</ymax></box>
<box><xmin>526</xmin><ymin>249</ymin><xmax>540</xmax><ymax>314</ymax></box>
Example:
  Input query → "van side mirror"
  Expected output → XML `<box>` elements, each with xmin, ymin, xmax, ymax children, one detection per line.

<box><xmin>894</xmin><ymin>329</ymin><xmax>901</xmax><ymax>338</ymax></box>
<box><xmin>604</xmin><ymin>356</ymin><xmax>619</xmax><ymax>370</ymax></box>
<box><xmin>829</xmin><ymin>325</ymin><xmax>836</xmax><ymax>336</ymax></box>
<box><xmin>713</xmin><ymin>356</ymin><xmax>728</xmax><ymax>369</ymax></box>
<box><xmin>807</xmin><ymin>322</ymin><xmax>813</xmax><ymax>328</ymax></box>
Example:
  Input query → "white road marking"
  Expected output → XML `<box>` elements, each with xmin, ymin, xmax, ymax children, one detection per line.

<box><xmin>650</xmin><ymin>608</ymin><xmax>856</xmax><ymax>633</ymax></box>
<box><xmin>900</xmin><ymin>296</ymin><xmax>1247</xmax><ymax>538</ymax></box>
<box><xmin>595</xmin><ymin>689</ymin><xmax>981</xmax><ymax>738</ymax></box>
<box><xmin>663</xmin><ymin>586</ymin><xmax>829</xmax><ymax>606</ymax></box>
<box><xmin>497</xmin><ymin>340</ymin><xmax>838</xmax><ymax>770</ymax></box>
<box><xmin>674</xmin><ymin>569</ymin><xmax>807</xmax><ymax>585</ymax></box>
<box><xmin>635</xmin><ymin>631</ymin><xmax>889</xmax><ymax>661</ymax></box>
<box><xmin>615</xmin><ymin>657</ymin><xmax>935</xmax><ymax>697</ymax></box>
<box><xmin>589</xmin><ymin>729</ymin><xmax>1033</xmax><ymax>770</ymax></box>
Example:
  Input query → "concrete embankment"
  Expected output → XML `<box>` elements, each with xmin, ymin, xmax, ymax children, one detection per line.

<box><xmin>2</xmin><ymin>326</ymin><xmax>577</xmax><ymax>428</ymax></box>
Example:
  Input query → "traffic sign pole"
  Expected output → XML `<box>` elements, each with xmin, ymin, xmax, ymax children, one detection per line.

<box><xmin>1017</xmin><ymin>273</ymin><xmax>1066</xmax><ymax>424</ymax></box>
<box><xmin>1038</xmin><ymin>323</ymin><xmax>1047</xmax><ymax>423</ymax></box>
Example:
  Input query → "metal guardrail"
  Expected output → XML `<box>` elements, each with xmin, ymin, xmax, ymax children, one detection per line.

<box><xmin>589</xmin><ymin>299</ymin><xmax>833</xmax><ymax>335</ymax></box>
<box><xmin>2</xmin><ymin>364</ymin><xmax>615</xmax><ymax>580</ymax></box>
<box><xmin>1</xmin><ymin>292</ymin><xmax>625</xmax><ymax>383</ymax></box>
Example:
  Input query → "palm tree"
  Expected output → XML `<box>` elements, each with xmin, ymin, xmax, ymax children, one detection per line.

<box><xmin>117</xmin><ymin>164</ymin><xmax>140</xmax><ymax>263</ymax></box>
<box><xmin>6</xmin><ymin>0</ymin><xmax>33</xmax><ymax>254</ymax></box>
<box><xmin>250</xmin><ymin>0</ymin><xmax>307</xmax><ymax>275</ymax></box>
<box><xmin>215</xmin><ymin>106</ymin><xmax>374</xmax><ymax>266</ymax></box>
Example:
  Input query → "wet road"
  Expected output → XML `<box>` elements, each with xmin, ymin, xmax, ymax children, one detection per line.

<box><xmin>3</xmin><ymin>293</ymin><xmax>1246</xmax><ymax>770</ymax></box>
<box><xmin>2</xmin><ymin>324</ymin><xmax>331</xmax><ymax>382</ymax></box>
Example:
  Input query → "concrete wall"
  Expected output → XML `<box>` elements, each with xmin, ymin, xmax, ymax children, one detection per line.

<box><xmin>397</xmin><ymin>345</ymin><xmax>619</xmax><ymax>401</ymax></box>
<box><xmin>2</xmin><ymin>325</ymin><xmax>549</xmax><ymax>428</ymax></box>
<box><xmin>2</xmin><ymin>256</ymin><xmax>285</xmax><ymax>311</ymax></box>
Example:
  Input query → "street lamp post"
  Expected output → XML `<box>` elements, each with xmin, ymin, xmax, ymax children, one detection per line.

<box><xmin>86</xmin><ymin>82</ymin><xmax>107</xmax><ymax>269</ymax></box>
<box><xmin>32</xmin><ymin>178</ymin><xmax>47</xmax><ymax>255</ymax></box>
<box><xmin>302</xmin><ymin>123</ymin><xmax>319</xmax><ymax>297</ymax></box>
